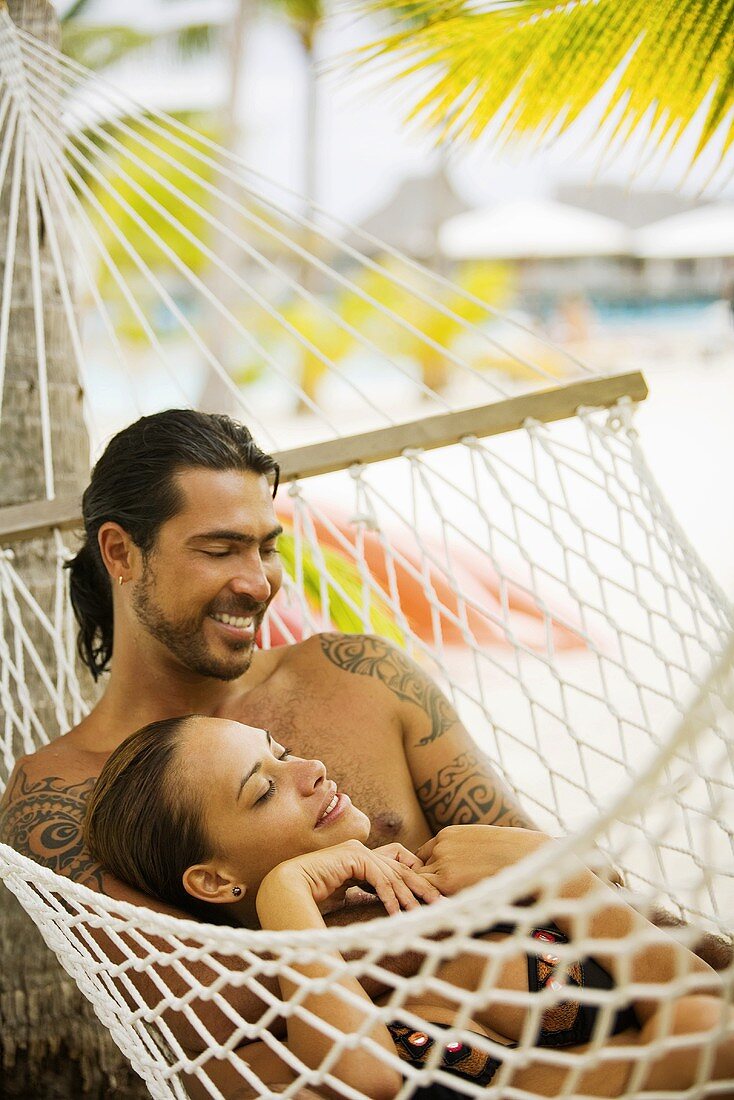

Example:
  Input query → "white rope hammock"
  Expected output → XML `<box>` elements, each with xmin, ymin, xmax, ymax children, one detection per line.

<box><xmin>0</xmin><ymin>7</ymin><xmax>733</xmax><ymax>1097</ymax></box>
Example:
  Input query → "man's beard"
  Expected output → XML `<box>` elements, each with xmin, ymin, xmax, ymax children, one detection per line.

<box><xmin>131</xmin><ymin>566</ymin><xmax>264</xmax><ymax>682</ymax></box>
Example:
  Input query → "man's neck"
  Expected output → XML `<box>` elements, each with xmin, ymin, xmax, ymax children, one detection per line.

<box><xmin>78</xmin><ymin>637</ymin><xmax>263</xmax><ymax>754</ymax></box>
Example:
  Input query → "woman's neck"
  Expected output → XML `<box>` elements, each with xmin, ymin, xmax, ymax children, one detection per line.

<box><xmin>224</xmin><ymin>896</ymin><xmax>260</xmax><ymax>928</ymax></box>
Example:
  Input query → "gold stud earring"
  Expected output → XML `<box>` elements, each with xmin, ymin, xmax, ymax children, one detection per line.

<box><xmin>118</xmin><ymin>575</ymin><xmax>124</xmax><ymax>586</ymax></box>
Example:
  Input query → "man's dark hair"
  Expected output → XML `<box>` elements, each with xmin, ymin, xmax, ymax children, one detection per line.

<box><xmin>67</xmin><ymin>410</ymin><xmax>279</xmax><ymax>679</ymax></box>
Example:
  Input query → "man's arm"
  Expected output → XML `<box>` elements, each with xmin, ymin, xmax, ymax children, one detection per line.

<box><xmin>0</xmin><ymin>759</ymin><xmax>282</xmax><ymax>1052</ymax></box>
<box><xmin>318</xmin><ymin>632</ymin><xmax>534</xmax><ymax>832</ymax></box>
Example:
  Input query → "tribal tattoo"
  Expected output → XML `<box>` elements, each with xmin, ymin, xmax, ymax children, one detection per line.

<box><xmin>416</xmin><ymin>751</ymin><xmax>531</xmax><ymax>831</ymax></box>
<box><xmin>0</xmin><ymin>768</ymin><xmax>105</xmax><ymax>890</ymax></box>
<box><xmin>319</xmin><ymin>633</ymin><xmax>458</xmax><ymax>747</ymax></box>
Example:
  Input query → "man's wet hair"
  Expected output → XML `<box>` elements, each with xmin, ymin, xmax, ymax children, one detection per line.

<box><xmin>67</xmin><ymin>410</ymin><xmax>279</xmax><ymax>679</ymax></box>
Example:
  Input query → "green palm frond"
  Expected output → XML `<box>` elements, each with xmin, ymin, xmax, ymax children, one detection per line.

<box><xmin>61</xmin><ymin>17</ymin><xmax>219</xmax><ymax>72</ymax></box>
<box><xmin>174</xmin><ymin>23</ymin><xmax>218</xmax><ymax>59</ymax></box>
<box><xmin>60</xmin><ymin>0</ymin><xmax>96</xmax><ymax>23</ymax></box>
<box><xmin>83</xmin><ymin>117</ymin><xmax>218</xmax><ymax>289</ymax></box>
<box><xmin>353</xmin><ymin>1</ymin><xmax>734</xmax><ymax>181</ymax></box>
<box><xmin>267</xmin><ymin>0</ymin><xmax>325</xmax><ymax>23</ymax></box>
<box><xmin>61</xmin><ymin>23</ymin><xmax>156</xmax><ymax>70</ymax></box>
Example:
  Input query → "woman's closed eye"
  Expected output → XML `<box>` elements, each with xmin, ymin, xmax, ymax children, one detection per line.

<box><xmin>257</xmin><ymin>779</ymin><xmax>277</xmax><ymax>804</ymax></box>
<box><xmin>255</xmin><ymin>747</ymin><xmax>291</xmax><ymax>804</ymax></box>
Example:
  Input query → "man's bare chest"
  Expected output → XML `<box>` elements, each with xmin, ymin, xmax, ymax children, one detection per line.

<box><xmin>234</xmin><ymin>676</ymin><xmax>430</xmax><ymax>850</ymax></box>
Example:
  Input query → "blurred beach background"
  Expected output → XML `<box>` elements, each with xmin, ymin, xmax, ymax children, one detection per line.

<box><xmin>55</xmin><ymin>0</ymin><xmax>734</xmax><ymax>607</ymax></box>
<box><xmin>14</xmin><ymin>0</ymin><xmax>727</xmax><ymax>906</ymax></box>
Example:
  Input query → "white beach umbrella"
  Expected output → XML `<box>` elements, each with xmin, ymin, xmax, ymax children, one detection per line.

<box><xmin>634</xmin><ymin>204</ymin><xmax>734</xmax><ymax>259</ymax></box>
<box><xmin>439</xmin><ymin>198</ymin><xmax>631</xmax><ymax>259</ymax></box>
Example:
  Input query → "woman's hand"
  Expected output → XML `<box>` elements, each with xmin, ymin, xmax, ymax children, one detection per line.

<box><xmin>371</xmin><ymin>841</ymin><xmax>426</xmax><ymax>870</ymax></box>
<box><xmin>261</xmin><ymin>839</ymin><xmax>441</xmax><ymax>917</ymax></box>
<box><xmin>415</xmin><ymin>825</ymin><xmax>553</xmax><ymax>897</ymax></box>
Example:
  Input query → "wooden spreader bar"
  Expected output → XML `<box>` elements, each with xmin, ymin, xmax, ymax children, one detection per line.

<box><xmin>0</xmin><ymin>371</ymin><xmax>647</xmax><ymax>546</ymax></box>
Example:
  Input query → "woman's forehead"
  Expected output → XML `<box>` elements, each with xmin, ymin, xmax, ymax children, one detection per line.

<box><xmin>177</xmin><ymin>719</ymin><xmax>267</xmax><ymax>798</ymax></box>
<box><xmin>185</xmin><ymin>715</ymin><xmax>267</xmax><ymax>749</ymax></box>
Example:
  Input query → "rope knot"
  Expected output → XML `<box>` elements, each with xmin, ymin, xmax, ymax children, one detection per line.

<box><xmin>349</xmin><ymin>511</ymin><xmax>379</xmax><ymax>532</ymax></box>
<box><xmin>607</xmin><ymin>396</ymin><xmax>636</xmax><ymax>436</ymax></box>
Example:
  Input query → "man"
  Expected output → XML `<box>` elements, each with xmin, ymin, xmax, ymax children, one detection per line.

<box><xmin>0</xmin><ymin>410</ymin><xmax>530</xmax><ymax>1058</ymax></box>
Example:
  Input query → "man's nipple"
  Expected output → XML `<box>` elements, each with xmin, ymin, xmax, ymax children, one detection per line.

<box><xmin>372</xmin><ymin>810</ymin><xmax>404</xmax><ymax>839</ymax></box>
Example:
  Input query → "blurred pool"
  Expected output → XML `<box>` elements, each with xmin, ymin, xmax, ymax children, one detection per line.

<box><xmin>592</xmin><ymin>297</ymin><xmax>725</xmax><ymax>328</ymax></box>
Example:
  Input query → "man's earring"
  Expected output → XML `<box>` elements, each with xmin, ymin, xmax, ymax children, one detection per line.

<box><xmin>117</xmin><ymin>575</ymin><xmax>123</xmax><ymax>586</ymax></box>
<box><xmin>232</xmin><ymin>886</ymin><xmax>242</xmax><ymax>898</ymax></box>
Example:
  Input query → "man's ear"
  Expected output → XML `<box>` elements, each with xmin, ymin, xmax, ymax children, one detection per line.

<box><xmin>183</xmin><ymin>863</ymin><xmax>247</xmax><ymax>905</ymax></box>
<box><xmin>98</xmin><ymin>522</ymin><xmax>137</xmax><ymax>584</ymax></box>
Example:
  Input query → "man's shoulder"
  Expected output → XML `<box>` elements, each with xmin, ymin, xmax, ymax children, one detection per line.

<box><xmin>275</xmin><ymin>631</ymin><xmax>400</xmax><ymax>671</ymax></box>
<box><xmin>3</xmin><ymin>726</ymin><xmax>96</xmax><ymax>788</ymax></box>
<box><xmin>268</xmin><ymin>632</ymin><xmax>419</xmax><ymax>717</ymax></box>
<box><xmin>265</xmin><ymin>632</ymin><xmax>410</xmax><ymax>695</ymax></box>
<box><xmin>0</xmin><ymin>741</ymin><xmax>104</xmax><ymax>889</ymax></box>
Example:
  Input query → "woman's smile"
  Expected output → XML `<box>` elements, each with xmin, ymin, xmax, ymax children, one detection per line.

<box><xmin>315</xmin><ymin>791</ymin><xmax>352</xmax><ymax>829</ymax></box>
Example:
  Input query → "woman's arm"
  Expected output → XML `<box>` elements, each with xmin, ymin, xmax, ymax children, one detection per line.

<box><xmin>415</xmin><ymin>825</ymin><xmax>720</xmax><ymax>1024</ymax></box>
<box><xmin>256</xmin><ymin>840</ymin><xmax>439</xmax><ymax>1100</ymax></box>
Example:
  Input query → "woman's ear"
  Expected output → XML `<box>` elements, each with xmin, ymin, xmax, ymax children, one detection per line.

<box><xmin>183</xmin><ymin>863</ymin><xmax>247</xmax><ymax>905</ymax></box>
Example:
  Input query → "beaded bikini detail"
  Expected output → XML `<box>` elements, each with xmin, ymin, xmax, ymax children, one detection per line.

<box><xmin>388</xmin><ymin>924</ymin><xmax>637</xmax><ymax>1089</ymax></box>
<box><xmin>387</xmin><ymin>1020</ymin><xmax>501</xmax><ymax>1086</ymax></box>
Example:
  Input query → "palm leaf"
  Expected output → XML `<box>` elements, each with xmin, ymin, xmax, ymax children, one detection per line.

<box><xmin>61</xmin><ymin>23</ymin><xmax>156</xmax><ymax>70</ymax></box>
<box><xmin>352</xmin><ymin>1</ymin><xmax>734</xmax><ymax>183</ymax></box>
<box><xmin>61</xmin><ymin>17</ymin><xmax>219</xmax><ymax>72</ymax></box>
<box><xmin>266</xmin><ymin>0</ymin><xmax>325</xmax><ymax>24</ymax></box>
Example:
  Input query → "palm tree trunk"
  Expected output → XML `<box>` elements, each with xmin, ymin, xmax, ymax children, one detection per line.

<box><xmin>0</xmin><ymin>3</ymin><xmax>144</xmax><ymax>1094</ymax></box>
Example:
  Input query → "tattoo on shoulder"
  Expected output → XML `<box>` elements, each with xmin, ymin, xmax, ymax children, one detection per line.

<box><xmin>417</xmin><ymin>751</ymin><xmax>531</xmax><ymax>831</ymax></box>
<box><xmin>0</xmin><ymin>768</ymin><xmax>105</xmax><ymax>890</ymax></box>
<box><xmin>319</xmin><ymin>633</ymin><xmax>457</xmax><ymax>746</ymax></box>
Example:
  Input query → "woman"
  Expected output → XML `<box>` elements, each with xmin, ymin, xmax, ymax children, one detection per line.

<box><xmin>84</xmin><ymin>714</ymin><xmax>732</xmax><ymax>1099</ymax></box>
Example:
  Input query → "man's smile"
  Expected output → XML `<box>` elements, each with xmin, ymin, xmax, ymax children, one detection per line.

<box><xmin>210</xmin><ymin>612</ymin><xmax>254</xmax><ymax>629</ymax></box>
<box><xmin>208</xmin><ymin>612</ymin><xmax>257</xmax><ymax>641</ymax></box>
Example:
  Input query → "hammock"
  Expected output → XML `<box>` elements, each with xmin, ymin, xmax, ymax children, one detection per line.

<box><xmin>0</xmin><ymin>5</ymin><xmax>732</xmax><ymax>1097</ymax></box>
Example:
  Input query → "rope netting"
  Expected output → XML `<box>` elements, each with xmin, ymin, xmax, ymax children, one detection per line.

<box><xmin>0</xmin><ymin>625</ymin><xmax>732</xmax><ymax>1098</ymax></box>
<box><xmin>0</xmin><ymin>6</ymin><xmax>733</xmax><ymax>1097</ymax></box>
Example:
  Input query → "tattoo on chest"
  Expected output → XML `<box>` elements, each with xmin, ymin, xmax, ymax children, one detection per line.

<box><xmin>0</xmin><ymin>769</ymin><xmax>105</xmax><ymax>890</ymax></box>
<box><xmin>319</xmin><ymin>633</ymin><xmax>457</xmax><ymax>746</ymax></box>
<box><xmin>417</xmin><ymin>751</ymin><xmax>529</xmax><ymax>831</ymax></box>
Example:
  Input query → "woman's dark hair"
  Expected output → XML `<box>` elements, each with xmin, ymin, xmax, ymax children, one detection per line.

<box><xmin>84</xmin><ymin>715</ymin><xmax>215</xmax><ymax>918</ymax></box>
<box><xmin>67</xmin><ymin>410</ymin><xmax>279</xmax><ymax>679</ymax></box>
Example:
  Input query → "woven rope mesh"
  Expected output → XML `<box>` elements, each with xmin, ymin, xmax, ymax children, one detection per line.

<box><xmin>1</xmin><ymin>7</ymin><xmax>733</xmax><ymax>1097</ymax></box>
